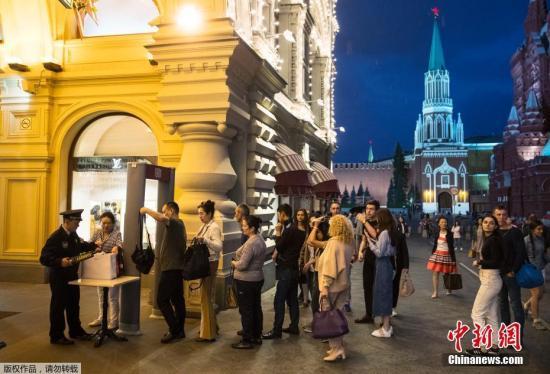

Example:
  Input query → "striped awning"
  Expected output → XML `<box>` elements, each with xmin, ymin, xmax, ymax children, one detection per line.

<box><xmin>274</xmin><ymin>143</ymin><xmax>313</xmax><ymax>196</ymax></box>
<box><xmin>310</xmin><ymin>161</ymin><xmax>340</xmax><ymax>198</ymax></box>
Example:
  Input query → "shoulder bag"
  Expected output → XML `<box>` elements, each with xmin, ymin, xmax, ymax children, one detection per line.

<box><xmin>182</xmin><ymin>224</ymin><xmax>211</xmax><ymax>281</ymax></box>
<box><xmin>516</xmin><ymin>262</ymin><xmax>544</xmax><ymax>289</ymax></box>
<box><xmin>399</xmin><ymin>269</ymin><xmax>415</xmax><ymax>297</ymax></box>
<box><xmin>131</xmin><ymin>215</ymin><xmax>155</xmax><ymax>274</ymax></box>
<box><xmin>312</xmin><ymin>293</ymin><xmax>349</xmax><ymax>339</ymax></box>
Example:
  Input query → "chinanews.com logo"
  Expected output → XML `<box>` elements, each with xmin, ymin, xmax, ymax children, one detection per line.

<box><xmin>444</xmin><ymin>321</ymin><xmax>526</xmax><ymax>366</ymax></box>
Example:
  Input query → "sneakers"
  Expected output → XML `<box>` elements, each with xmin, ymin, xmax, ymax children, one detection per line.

<box><xmin>392</xmin><ymin>308</ymin><xmax>398</xmax><ymax>317</ymax></box>
<box><xmin>88</xmin><ymin>318</ymin><xmax>102</xmax><ymax>327</ymax></box>
<box><xmin>371</xmin><ymin>326</ymin><xmax>393</xmax><ymax>338</ymax></box>
<box><xmin>303</xmin><ymin>324</ymin><xmax>312</xmax><ymax>333</ymax></box>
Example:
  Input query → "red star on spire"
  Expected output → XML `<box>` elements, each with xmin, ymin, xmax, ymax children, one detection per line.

<box><xmin>432</xmin><ymin>7</ymin><xmax>440</xmax><ymax>18</ymax></box>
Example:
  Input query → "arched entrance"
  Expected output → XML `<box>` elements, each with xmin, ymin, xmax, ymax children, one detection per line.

<box><xmin>69</xmin><ymin>114</ymin><xmax>159</xmax><ymax>240</ymax></box>
<box><xmin>438</xmin><ymin>191</ymin><xmax>452</xmax><ymax>213</ymax></box>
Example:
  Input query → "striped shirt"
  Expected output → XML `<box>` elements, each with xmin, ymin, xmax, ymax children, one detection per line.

<box><xmin>91</xmin><ymin>229</ymin><xmax>123</xmax><ymax>253</ymax></box>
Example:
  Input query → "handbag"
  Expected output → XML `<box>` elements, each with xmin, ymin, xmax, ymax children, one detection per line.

<box><xmin>516</xmin><ymin>262</ymin><xmax>544</xmax><ymax>289</ymax></box>
<box><xmin>443</xmin><ymin>273</ymin><xmax>463</xmax><ymax>290</ymax></box>
<box><xmin>312</xmin><ymin>293</ymin><xmax>349</xmax><ymax>339</ymax></box>
<box><xmin>226</xmin><ymin>267</ymin><xmax>238</xmax><ymax>309</ymax></box>
<box><xmin>467</xmin><ymin>240</ymin><xmax>476</xmax><ymax>258</ymax></box>
<box><xmin>182</xmin><ymin>224</ymin><xmax>211</xmax><ymax>281</ymax></box>
<box><xmin>399</xmin><ymin>269</ymin><xmax>415</xmax><ymax>297</ymax></box>
<box><xmin>131</xmin><ymin>216</ymin><xmax>155</xmax><ymax>274</ymax></box>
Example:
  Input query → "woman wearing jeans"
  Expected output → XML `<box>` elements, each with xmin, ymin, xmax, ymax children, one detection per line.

<box><xmin>231</xmin><ymin>215</ymin><xmax>266</xmax><ymax>349</ymax></box>
<box><xmin>466</xmin><ymin>215</ymin><xmax>505</xmax><ymax>355</ymax></box>
<box><xmin>195</xmin><ymin>200</ymin><xmax>223</xmax><ymax>343</ymax></box>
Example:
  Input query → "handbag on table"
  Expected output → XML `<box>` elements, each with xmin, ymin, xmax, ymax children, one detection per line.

<box><xmin>444</xmin><ymin>273</ymin><xmax>463</xmax><ymax>290</ymax></box>
<box><xmin>312</xmin><ymin>293</ymin><xmax>349</xmax><ymax>339</ymax></box>
<box><xmin>131</xmin><ymin>216</ymin><xmax>155</xmax><ymax>274</ymax></box>
<box><xmin>399</xmin><ymin>269</ymin><xmax>415</xmax><ymax>297</ymax></box>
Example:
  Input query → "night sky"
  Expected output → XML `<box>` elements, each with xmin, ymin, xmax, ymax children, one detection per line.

<box><xmin>333</xmin><ymin>0</ymin><xmax>529</xmax><ymax>162</ymax></box>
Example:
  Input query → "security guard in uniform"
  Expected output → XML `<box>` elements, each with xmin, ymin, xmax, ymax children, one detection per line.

<box><xmin>40</xmin><ymin>209</ymin><xmax>98</xmax><ymax>345</ymax></box>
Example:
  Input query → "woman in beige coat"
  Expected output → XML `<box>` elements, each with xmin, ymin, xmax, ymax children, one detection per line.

<box><xmin>316</xmin><ymin>214</ymin><xmax>354</xmax><ymax>362</ymax></box>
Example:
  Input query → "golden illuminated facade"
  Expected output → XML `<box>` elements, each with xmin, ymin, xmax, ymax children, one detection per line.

<box><xmin>0</xmin><ymin>0</ymin><xmax>338</xmax><ymax>308</ymax></box>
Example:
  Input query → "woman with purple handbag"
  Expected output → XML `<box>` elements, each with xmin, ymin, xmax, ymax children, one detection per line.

<box><xmin>314</xmin><ymin>214</ymin><xmax>354</xmax><ymax>362</ymax></box>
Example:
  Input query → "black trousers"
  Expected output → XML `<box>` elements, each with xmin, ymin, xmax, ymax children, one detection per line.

<box><xmin>235</xmin><ymin>279</ymin><xmax>264</xmax><ymax>342</ymax></box>
<box><xmin>49</xmin><ymin>280</ymin><xmax>85</xmax><ymax>340</ymax></box>
<box><xmin>362</xmin><ymin>259</ymin><xmax>376</xmax><ymax>318</ymax></box>
<box><xmin>309</xmin><ymin>271</ymin><xmax>319</xmax><ymax>314</ymax></box>
<box><xmin>157</xmin><ymin>270</ymin><xmax>186</xmax><ymax>335</ymax></box>
<box><xmin>273</xmin><ymin>267</ymin><xmax>299</xmax><ymax>333</ymax></box>
<box><xmin>392</xmin><ymin>267</ymin><xmax>403</xmax><ymax>309</ymax></box>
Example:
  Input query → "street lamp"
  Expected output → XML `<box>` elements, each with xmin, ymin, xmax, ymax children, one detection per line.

<box><xmin>176</xmin><ymin>4</ymin><xmax>203</xmax><ymax>33</ymax></box>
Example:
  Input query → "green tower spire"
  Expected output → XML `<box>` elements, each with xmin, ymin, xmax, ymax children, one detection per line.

<box><xmin>368</xmin><ymin>141</ymin><xmax>374</xmax><ymax>163</ymax></box>
<box><xmin>428</xmin><ymin>18</ymin><xmax>446</xmax><ymax>71</ymax></box>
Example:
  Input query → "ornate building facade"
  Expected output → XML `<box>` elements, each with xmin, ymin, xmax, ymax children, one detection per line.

<box><xmin>0</xmin><ymin>0</ymin><xmax>339</xmax><ymax>307</ymax></box>
<box><xmin>490</xmin><ymin>0</ymin><xmax>550</xmax><ymax>217</ymax></box>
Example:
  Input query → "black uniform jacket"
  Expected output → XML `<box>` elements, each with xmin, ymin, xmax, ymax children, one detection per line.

<box><xmin>40</xmin><ymin>226</ymin><xmax>96</xmax><ymax>282</ymax></box>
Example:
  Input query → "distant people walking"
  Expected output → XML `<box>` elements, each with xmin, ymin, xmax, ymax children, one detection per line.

<box><xmin>231</xmin><ymin>215</ymin><xmax>267</xmax><ymax>349</ymax></box>
<box><xmin>316</xmin><ymin>214</ymin><xmax>354</xmax><ymax>361</ymax></box>
<box><xmin>88</xmin><ymin>211</ymin><xmax>122</xmax><ymax>330</ymax></box>
<box><xmin>368</xmin><ymin>208</ymin><xmax>397</xmax><ymax>338</ymax></box>
<box><xmin>451</xmin><ymin>221</ymin><xmax>463</xmax><ymax>251</ymax></box>
<box><xmin>195</xmin><ymin>200</ymin><xmax>223</xmax><ymax>343</ymax></box>
<box><xmin>466</xmin><ymin>215</ymin><xmax>505</xmax><ymax>356</ymax></box>
<box><xmin>523</xmin><ymin>219</ymin><xmax>548</xmax><ymax>330</ymax></box>
<box><xmin>426</xmin><ymin>216</ymin><xmax>457</xmax><ymax>298</ymax></box>
<box><xmin>397</xmin><ymin>216</ymin><xmax>410</xmax><ymax>237</ymax></box>
<box><xmin>140</xmin><ymin>202</ymin><xmax>187</xmax><ymax>343</ymax></box>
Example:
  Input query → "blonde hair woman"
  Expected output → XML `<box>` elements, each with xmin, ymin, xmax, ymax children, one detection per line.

<box><xmin>316</xmin><ymin>214</ymin><xmax>354</xmax><ymax>362</ymax></box>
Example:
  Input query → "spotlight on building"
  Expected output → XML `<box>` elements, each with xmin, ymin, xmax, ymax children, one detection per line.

<box><xmin>176</xmin><ymin>4</ymin><xmax>203</xmax><ymax>33</ymax></box>
<box><xmin>8</xmin><ymin>57</ymin><xmax>29</xmax><ymax>72</ymax></box>
<box><xmin>338</xmin><ymin>126</ymin><xmax>346</xmax><ymax>133</ymax></box>
<box><xmin>282</xmin><ymin>29</ymin><xmax>296</xmax><ymax>43</ymax></box>
<box><xmin>42</xmin><ymin>59</ymin><xmax>63</xmax><ymax>73</ymax></box>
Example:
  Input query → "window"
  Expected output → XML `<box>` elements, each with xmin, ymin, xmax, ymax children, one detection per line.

<box><xmin>83</xmin><ymin>0</ymin><xmax>159</xmax><ymax>37</ymax></box>
<box><xmin>441</xmin><ymin>175</ymin><xmax>450</xmax><ymax>187</ymax></box>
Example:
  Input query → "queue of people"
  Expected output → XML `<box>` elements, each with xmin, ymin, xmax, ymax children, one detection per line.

<box><xmin>37</xmin><ymin>197</ymin><xmax>546</xmax><ymax>361</ymax></box>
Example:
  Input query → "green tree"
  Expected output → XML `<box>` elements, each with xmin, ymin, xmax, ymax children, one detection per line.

<box><xmin>387</xmin><ymin>143</ymin><xmax>408</xmax><ymax>208</ymax></box>
<box><xmin>341</xmin><ymin>186</ymin><xmax>350</xmax><ymax>207</ymax></box>
<box><xmin>387</xmin><ymin>178</ymin><xmax>396</xmax><ymax>208</ymax></box>
<box><xmin>357</xmin><ymin>182</ymin><xmax>365</xmax><ymax>204</ymax></box>
<box><xmin>350</xmin><ymin>186</ymin><xmax>357</xmax><ymax>206</ymax></box>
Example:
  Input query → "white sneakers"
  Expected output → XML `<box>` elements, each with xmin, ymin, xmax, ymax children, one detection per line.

<box><xmin>371</xmin><ymin>326</ymin><xmax>393</xmax><ymax>338</ymax></box>
<box><xmin>392</xmin><ymin>308</ymin><xmax>398</xmax><ymax>317</ymax></box>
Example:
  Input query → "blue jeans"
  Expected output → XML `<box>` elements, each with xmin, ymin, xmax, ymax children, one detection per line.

<box><xmin>273</xmin><ymin>266</ymin><xmax>299</xmax><ymax>333</ymax></box>
<box><xmin>499</xmin><ymin>274</ymin><xmax>525</xmax><ymax>337</ymax></box>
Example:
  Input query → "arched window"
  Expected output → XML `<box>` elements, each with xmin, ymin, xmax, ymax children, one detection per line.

<box><xmin>83</xmin><ymin>0</ymin><xmax>159</xmax><ymax>37</ymax></box>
